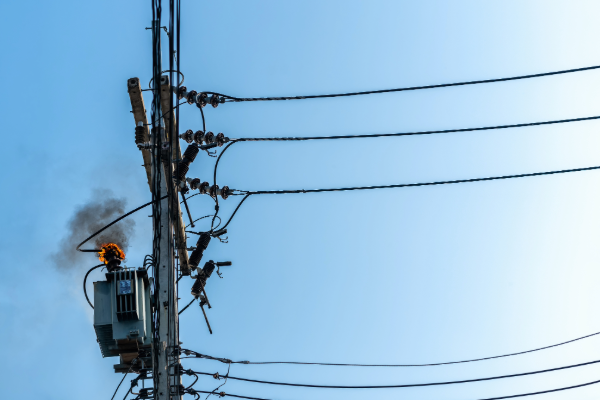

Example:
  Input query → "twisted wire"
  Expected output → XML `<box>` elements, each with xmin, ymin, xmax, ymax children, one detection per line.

<box><xmin>183</xmin><ymin>329</ymin><xmax>600</xmax><ymax>367</ymax></box>
<box><xmin>193</xmin><ymin>358</ymin><xmax>600</xmax><ymax>389</ymax></box>
<box><xmin>202</xmin><ymin>65</ymin><xmax>600</xmax><ymax>103</ymax></box>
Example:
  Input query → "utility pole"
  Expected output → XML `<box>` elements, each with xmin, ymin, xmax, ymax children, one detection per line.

<box><xmin>154</xmin><ymin>154</ymin><xmax>180</xmax><ymax>400</ymax></box>
<box><xmin>126</xmin><ymin>12</ymin><xmax>185</xmax><ymax>398</ymax></box>
<box><xmin>128</xmin><ymin>81</ymin><xmax>182</xmax><ymax>399</ymax></box>
<box><xmin>150</xmin><ymin>12</ymin><xmax>181</xmax><ymax>398</ymax></box>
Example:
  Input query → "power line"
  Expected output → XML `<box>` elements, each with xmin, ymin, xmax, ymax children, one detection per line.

<box><xmin>241</xmin><ymin>165</ymin><xmax>600</xmax><ymax>196</ymax></box>
<box><xmin>218</xmin><ymin>165</ymin><xmax>600</xmax><ymax>230</ymax></box>
<box><xmin>76</xmin><ymin>195</ymin><xmax>168</xmax><ymax>253</ymax></box>
<box><xmin>207</xmin><ymin>114</ymin><xmax>600</xmax><ymax>228</ymax></box>
<box><xmin>83</xmin><ymin>264</ymin><xmax>104</xmax><ymax>309</ymax></box>
<box><xmin>182</xmin><ymin>330</ymin><xmax>600</xmax><ymax>367</ymax></box>
<box><xmin>179</xmin><ymin>298</ymin><xmax>195</xmax><ymax>315</ymax></box>
<box><xmin>110</xmin><ymin>358</ymin><xmax>138</xmax><ymax>400</ymax></box>
<box><xmin>192</xmin><ymin>358</ymin><xmax>600</xmax><ymax>389</ymax></box>
<box><xmin>146</xmin><ymin>99</ymin><xmax>187</xmax><ymax>127</ymax></box>
<box><xmin>189</xmin><ymin>390</ymin><xmax>270</xmax><ymax>400</ymax></box>
<box><xmin>203</xmin><ymin>363</ymin><xmax>231</xmax><ymax>400</ymax></box>
<box><xmin>202</xmin><ymin>64</ymin><xmax>600</xmax><ymax>103</ymax></box>
<box><xmin>188</xmin><ymin>378</ymin><xmax>600</xmax><ymax>400</ymax></box>
<box><xmin>479</xmin><ymin>378</ymin><xmax>600</xmax><ymax>400</ymax></box>
<box><xmin>110</xmin><ymin>371</ymin><xmax>130</xmax><ymax>400</ymax></box>
<box><xmin>230</xmin><ymin>114</ymin><xmax>600</xmax><ymax>142</ymax></box>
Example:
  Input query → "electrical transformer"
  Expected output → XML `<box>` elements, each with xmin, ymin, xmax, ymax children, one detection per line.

<box><xmin>93</xmin><ymin>268</ymin><xmax>152</xmax><ymax>372</ymax></box>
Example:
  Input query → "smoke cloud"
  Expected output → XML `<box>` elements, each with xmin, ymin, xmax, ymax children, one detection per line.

<box><xmin>52</xmin><ymin>189</ymin><xmax>136</xmax><ymax>270</ymax></box>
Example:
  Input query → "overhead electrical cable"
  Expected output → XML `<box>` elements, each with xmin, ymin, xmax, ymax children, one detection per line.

<box><xmin>204</xmin><ymin>363</ymin><xmax>231</xmax><ymax>400</ymax></box>
<box><xmin>202</xmin><ymin>64</ymin><xmax>600</xmax><ymax>103</ymax></box>
<box><xmin>212</xmin><ymin>114</ymin><xmax>600</xmax><ymax>186</ymax></box>
<box><xmin>193</xmin><ymin>358</ymin><xmax>600</xmax><ymax>389</ymax></box>
<box><xmin>188</xmin><ymin>378</ymin><xmax>600</xmax><ymax>400</ymax></box>
<box><xmin>183</xmin><ymin>330</ymin><xmax>600</xmax><ymax>367</ymax></box>
<box><xmin>478</xmin><ymin>378</ymin><xmax>600</xmax><ymax>400</ymax></box>
<box><xmin>230</xmin><ymin>115</ymin><xmax>600</xmax><ymax>142</ymax></box>
<box><xmin>213</xmin><ymin>115</ymin><xmax>600</xmax><ymax>187</ymax></box>
<box><xmin>150</xmin><ymin>0</ymin><xmax>164</xmax><ymax>395</ymax></box>
<box><xmin>166</xmin><ymin>0</ymin><xmax>185</xmax><ymax>395</ymax></box>
<box><xmin>190</xmin><ymin>390</ymin><xmax>270</xmax><ymax>400</ymax></box>
<box><xmin>191</xmin><ymin>214</ymin><xmax>221</xmax><ymax>226</ymax></box>
<box><xmin>76</xmin><ymin>195</ymin><xmax>168</xmax><ymax>252</ymax></box>
<box><xmin>179</xmin><ymin>298</ymin><xmax>195</xmax><ymax>315</ymax></box>
<box><xmin>217</xmin><ymin>165</ymin><xmax>600</xmax><ymax>230</ymax></box>
<box><xmin>146</xmin><ymin>99</ymin><xmax>187</xmax><ymax>127</ymax></box>
<box><xmin>83</xmin><ymin>264</ymin><xmax>104</xmax><ymax>309</ymax></box>
<box><xmin>242</xmin><ymin>165</ymin><xmax>600</xmax><ymax>195</ymax></box>
<box><xmin>207</xmin><ymin>114</ymin><xmax>600</xmax><ymax>228</ymax></box>
<box><xmin>110</xmin><ymin>358</ymin><xmax>138</xmax><ymax>400</ymax></box>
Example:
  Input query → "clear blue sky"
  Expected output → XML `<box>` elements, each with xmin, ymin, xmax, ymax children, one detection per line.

<box><xmin>2</xmin><ymin>1</ymin><xmax>600</xmax><ymax>399</ymax></box>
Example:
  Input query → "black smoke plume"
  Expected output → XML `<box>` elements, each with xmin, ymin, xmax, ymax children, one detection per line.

<box><xmin>52</xmin><ymin>190</ymin><xmax>136</xmax><ymax>270</ymax></box>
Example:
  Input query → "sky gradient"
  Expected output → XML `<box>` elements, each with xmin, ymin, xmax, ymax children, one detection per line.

<box><xmin>2</xmin><ymin>1</ymin><xmax>600</xmax><ymax>399</ymax></box>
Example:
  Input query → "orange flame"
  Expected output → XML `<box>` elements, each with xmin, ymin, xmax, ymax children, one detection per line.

<box><xmin>98</xmin><ymin>243</ymin><xmax>125</xmax><ymax>264</ymax></box>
